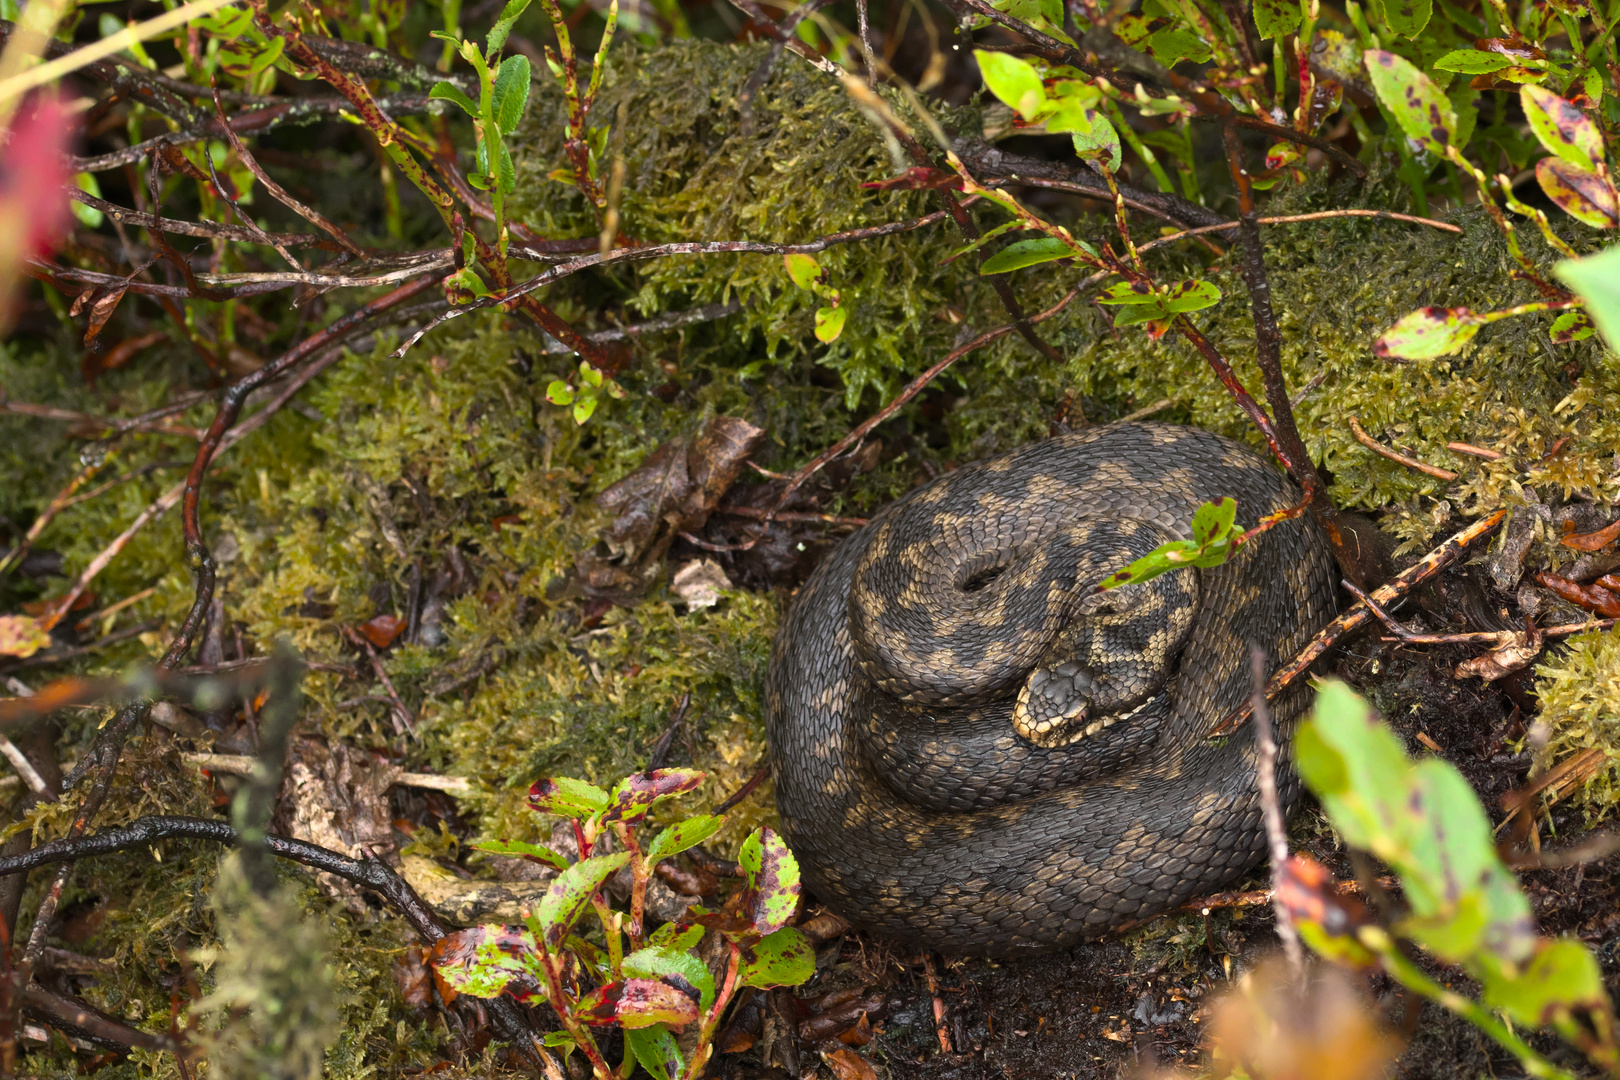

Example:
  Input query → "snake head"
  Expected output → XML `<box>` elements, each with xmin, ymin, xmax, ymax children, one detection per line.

<box><xmin>1013</xmin><ymin>661</ymin><xmax>1095</xmax><ymax>747</ymax></box>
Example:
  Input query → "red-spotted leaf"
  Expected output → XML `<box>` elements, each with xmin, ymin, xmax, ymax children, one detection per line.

<box><xmin>602</xmin><ymin>768</ymin><xmax>705</xmax><ymax>825</ymax></box>
<box><xmin>1112</xmin><ymin>303</ymin><xmax>1175</xmax><ymax>327</ymax></box>
<box><xmin>1070</xmin><ymin>113</ymin><xmax>1122</xmax><ymax>170</ymax></box>
<box><xmin>1252</xmin><ymin>0</ymin><xmax>1302</xmax><ymax>39</ymax></box>
<box><xmin>1550</xmin><ymin>309</ymin><xmax>1596</xmax><ymax>343</ymax></box>
<box><xmin>974</xmin><ymin>50</ymin><xmax>1045</xmax><ymax>121</ymax></box>
<box><xmin>1096</xmin><ymin>280</ymin><xmax>1160</xmax><ymax>305</ymax></box>
<box><xmin>1373</xmin><ymin>306</ymin><xmax>1483</xmax><ymax>359</ymax></box>
<box><xmin>1266</xmin><ymin>142</ymin><xmax>1304</xmax><ymax>169</ymax></box>
<box><xmin>0</xmin><ymin>615</ymin><xmax>49</xmax><ymax>659</ymax></box>
<box><xmin>1160</xmin><ymin>279</ymin><xmax>1222</xmax><ymax>313</ymax></box>
<box><xmin>625</xmin><ymin>1026</ymin><xmax>685</xmax><ymax>1080</ymax></box>
<box><xmin>1522</xmin><ymin>85</ymin><xmax>1605</xmax><ymax>171</ymax></box>
<box><xmin>427</xmin><ymin>924</ymin><xmax>547</xmax><ymax>1002</ymax></box>
<box><xmin>474</xmin><ymin>838</ymin><xmax>570</xmax><ymax>872</ymax></box>
<box><xmin>738</xmin><ymin>827</ymin><xmax>801</xmax><ymax>936</ymax></box>
<box><xmin>1097</xmin><ymin>497</ymin><xmax>1240</xmax><ymax>590</ymax></box>
<box><xmin>739</xmin><ymin>926</ymin><xmax>816</xmax><ymax>989</ymax></box>
<box><xmin>980</xmin><ymin>237</ymin><xmax>1090</xmax><ymax>274</ymax></box>
<box><xmin>1479</xmin><ymin>938</ymin><xmax>1613</xmax><ymax>1031</ymax></box>
<box><xmin>1364</xmin><ymin>50</ymin><xmax>1455</xmax><ymax>153</ymax></box>
<box><xmin>1535</xmin><ymin>158</ymin><xmax>1619</xmax><ymax>229</ymax></box>
<box><xmin>624</xmin><ymin>944</ymin><xmax>716</xmax><ymax>1011</ymax></box>
<box><xmin>538</xmin><ymin>851</ymin><xmax>630</xmax><ymax>948</ymax></box>
<box><xmin>648</xmin><ymin>920</ymin><xmax>706</xmax><ymax>951</ymax></box>
<box><xmin>575</xmin><ymin>978</ymin><xmax>701</xmax><ymax>1029</ymax></box>
<box><xmin>645</xmin><ymin>814</ymin><xmax>726</xmax><ymax>863</ymax></box>
<box><xmin>528</xmin><ymin>775</ymin><xmax>610</xmax><ymax>819</ymax></box>
<box><xmin>1433</xmin><ymin>48</ymin><xmax>1512</xmax><ymax>73</ymax></box>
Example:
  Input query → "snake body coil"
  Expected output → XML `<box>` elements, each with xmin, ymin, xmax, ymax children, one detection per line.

<box><xmin>765</xmin><ymin>423</ymin><xmax>1336</xmax><ymax>954</ymax></box>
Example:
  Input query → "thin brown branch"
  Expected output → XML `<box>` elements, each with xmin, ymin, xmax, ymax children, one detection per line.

<box><xmin>342</xmin><ymin>625</ymin><xmax>414</xmax><ymax>737</ymax></box>
<box><xmin>1211</xmin><ymin>509</ymin><xmax>1508</xmax><ymax>737</ymax></box>
<box><xmin>1349</xmin><ymin>416</ymin><xmax>1459</xmax><ymax>481</ymax></box>
<box><xmin>1249</xmin><ymin>647</ymin><xmax>1302</xmax><ymax>976</ymax></box>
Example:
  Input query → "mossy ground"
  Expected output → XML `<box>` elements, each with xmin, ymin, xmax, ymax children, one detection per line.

<box><xmin>1</xmin><ymin>38</ymin><xmax>1618</xmax><ymax>1079</ymax></box>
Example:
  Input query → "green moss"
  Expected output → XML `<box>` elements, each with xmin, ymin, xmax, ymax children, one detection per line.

<box><xmin>1534</xmin><ymin>626</ymin><xmax>1620</xmax><ymax>818</ymax></box>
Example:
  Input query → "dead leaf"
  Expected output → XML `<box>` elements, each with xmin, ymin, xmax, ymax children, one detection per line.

<box><xmin>1210</xmin><ymin>957</ymin><xmax>1399</xmax><ymax>1080</ymax></box>
<box><xmin>1536</xmin><ymin>571</ymin><xmax>1620</xmax><ymax>617</ymax></box>
<box><xmin>679</xmin><ymin>415</ymin><xmax>767</xmax><ymax>527</ymax></box>
<box><xmin>275</xmin><ymin>734</ymin><xmax>400</xmax><ymax>913</ymax></box>
<box><xmin>822</xmin><ymin>1048</ymin><xmax>879</xmax><ymax>1080</ymax></box>
<box><xmin>0</xmin><ymin>615</ymin><xmax>49</xmax><ymax>659</ymax></box>
<box><xmin>596</xmin><ymin>438</ymin><xmax>690</xmax><ymax>561</ymax></box>
<box><xmin>83</xmin><ymin>284</ymin><xmax>128</xmax><ymax>348</ymax></box>
<box><xmin>394</xmin><ymin>946</ymin><xmax>434</xmax><ymax>1012</ymax></box>
<box><xmin>357</xmin><ymin>613</ymin><xmax>406</xmax><ymax>649</ymax></box>
<box><xmin>671</xmin><ymin>559</ymin><xmax>732</xmax><ymax>610</ymax></box>
<box><xmin>1455</xmin><ymin>626</ymin><xmax>1545</xmax><ymax>681</ymax></box>
<box><xmin>1562</xmin><ymin>517</ymin><xmax>1620</xmax><ymax>551</ymax></box>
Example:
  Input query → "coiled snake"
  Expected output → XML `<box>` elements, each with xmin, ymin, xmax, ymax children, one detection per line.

<box><xmin>765</xmin><ymin>423</ymin><xmax>1336</xmax><ymax>954</ymax></box>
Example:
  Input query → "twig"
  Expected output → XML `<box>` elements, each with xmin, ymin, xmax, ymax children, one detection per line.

<box><xmin>1210</xmin><ymin>509</ymin><xmax>1508</xmax><ymax>737</ymax></box>
<box><xmin>0</xmin><ymin>399</ymin><xmax>201</xmax><ymax>438</ymax></box>
<box><xmin>1117</xmin><ymin>398</ymin><xmax>1176</xmax><ymax>423</ymax></box>
<box><xmin>1447</xmin><ymin>441</ymin><xmax>1504</xmax><ymax>461</ymax></box>
<box><xmin>342</xmin><ymin>625</ymin><xmax>414</xmax><ymax>737</ymax></box>
<box><xmin>712</xmin><ymin>505</ymin><xmax>868</xmax><ymax>527</ymax></box>
<box><xmin>20</xmin><ymin>985</ymin><xmax>175</xmax><ymax>1053</ymax></box>
<box><xmin>920</xmin><ymin>953</ymin><xmax>953</xmax><ymax>1053</ymax></box>
<box><xmin>5</xmin><ymin>620</ymin><xmax>160</xmax><ymax>671</ymax></box>
<box><xmin>711</xmin><ymin>763</ymin><xmax>771</xmax><ymax>816</ymax></box>
<box><xmin>1380</xmin><ymin>618</ymin><xmax>1618</xmax><ymax>645</ymax></box>
<box><xmin>1250</xmin><ymin>647</ymin><xmax>1302</xmax><ymax>976</ymax></box>
<box><xmin>647</xmin><ymin>692</ymin><xmax>692</xmax><ymax>772</ymax></box>
<box><xmin>1340</xmin><ymin>578</ymin><xmax>1422</xmax><ymax>641</ymax></box>
<box><xmin>1348</xmin><ymin>417</ymin><xmax>1459</xmax><ymax>481</ymax></box>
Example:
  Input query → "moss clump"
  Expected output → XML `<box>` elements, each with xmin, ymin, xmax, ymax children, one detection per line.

<box><xmin>1534</xmin><ymin>626</ymin><xmax>1620</xmax><ymax>818</ymax></box>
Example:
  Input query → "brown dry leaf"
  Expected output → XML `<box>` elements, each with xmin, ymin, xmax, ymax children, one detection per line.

<box><xmin>1536</xmin><ymin>571</ymin><xmax>1620</xmax><ymax>617</ymax></box>
<box><xmin>680</xmin><ymin>415</ymin><xmax>767</xmax><ymax>526</ymax></box>
<box><xmin>393</xmin><ymin>946</ymin><xmax>433</xmax><ymax>1012</ymax></box>
<box><xmin>1210</xmin><ymin>958</ymin><xmax>1399</xmax><ymax>1080</ymax></box>
<box><xmin>596</xmin><ymin>437</ymin><xmax>691</xmax><ymax>561</ymax></box>
<box><xmin>822</xmin><ymin>1048</ymin><xmax>878</xmax><ymax>1080</ymax></box>
<box><xmin>83</xmin><ymin>284</ymin><xmax>128</xmax><ymax>347</ymax></box>
<box><xmin>1455</xmin><ymin>627</ymin><xmax>1545</xmax><ymax>681</ymax></box>
<box><xmin>838</xmin><ymin>1011</ymin><xmax>875</xmax><ymax>1046</ymax></box>
<box><xmin>0</xmin><ymin>614</ymin><xmax>49</xmax><ymax>659</ymax></box>
<box><xmin>275</xmin><ymin>734</ymin><xmax>400</xmax><ymax>913</ymax></box>
<box><xmin>357</xmin><ymin>613</ymin><xmax>406</xmax><ymax>649</ymax></box>
<box><xmin>671</xmin><ymin>559</ymin><xmax>732</xmax><ymax>610</ymax></box>
<box><xmin>1562</xmin><ymin>517</ymin><xmax>1620</xmax><ymax>551</ymax></box>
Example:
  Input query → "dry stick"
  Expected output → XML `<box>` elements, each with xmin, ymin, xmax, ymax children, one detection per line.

<box><xmin>920</xmin><ymin>952</ymin><xmax>954</xmax><ymax>1054</ymax></box>
<box><xmin>711</xmin><ymin>763</ymin><xmax>772</xmax><ymax>816</ymax></box>
<box><xmin>69</xmin><ymin>188</ymin><xmax>332</xmax><ymax>247</ymax></box>
<box><xmin>1249</xmin><ymin>647</ymin><xmax>1303</xmax><ymax>977</ymax></box>
<box><xmin>0</xmin><ymin>399</ymin><xmax>202</xmax><ymax>438</ymax></box>
<box><xmin>1380</xmin><ymin>618</ymin><xmax>1617</xmax><ymax>645</ymax></box>
<box><xmin>0</xmin><ymin>456</ymin><xmax>105</xmax><ymax>579</ymax></box>
<box><xmin>343</xmin><ymin>625</ymin><xmax>415</xmax><ymax>737</ymax></box>
<box><xmin>854</xmin><ymin>0</ymin><xmax>880</xmax><ymax>83</ymax></box>
<box><xmin>1340</xmin><ymin>578</ymin><xmax>1425</xmax><ymax>641</ymax></box>
<box><xmin>1448</xmin><ymin>441</ymin><xmax>1504</xmax><ymax>461</ymax></box>
<box><xmin>212</xmin><ymin>86</ymin><xmax>366</xmax><ymax>257</ymax></box>
<box><xmin>1210</xmin><ymin>509</ymin><xmax>1509</xmax><ymax>737</ymax></box>
<box><xmin>1348</xmin><ymin>417</ymin><xmax>1459</xmax><ymax>482</ymax></box>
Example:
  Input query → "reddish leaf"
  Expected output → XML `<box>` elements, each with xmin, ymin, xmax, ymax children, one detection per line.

<box><xmin>394</xmin><ymin>947</ymin><xmax>434</xmax><ymax>1011</ymax></box>
<box><xmin>825</xmin><ymin>1049</ymin><xmax>879</xmax><ymax>1080</ymax></box>
<box><xmin>1560</xmin><ymin>518</ymin><xmax>1620</xmax><ymax>551</ymax></box>
<box><xmin>1274</xmin><ymin>855</ymin><xmax>1374</xmax><ymax>942</ymax></box>
<box><xmin>738</xmin><ymin>827</ymin><xmax>802</xmax><ymax>936</ymax></box>
<box><xmin>1535</xmin><ymin>571</ymin><xmax>1620</xmax><ymax>617</ymax></box>
<box><xmin>1536</xmin><ymin>157</ymin><xmax>1619</xmax><ymax>229</ymax></box>
<box><xmin>0</xmin><ymin>615</ymin><xmax>49</xmax><ymax>659</ymax></box>
<box><xmin>83</xmin><ymin>284</ymin><xmax>128</xmax><ymax>348</ymax></box>
<box><xmin>602</xmin><ymin>768</ymin><xmax>706</xmax><ymax>825</ymax></box>
<box><xmin>357</xmin><ymin>613</ymin><xmax>406</xmax><ymax>649</ymax></box>
<box><xmin>427</xmin><ymin>924</ymin><xmax>546</xmax><ymax>1002</ymax></box>
<box><xmin>575</xmin><ymin>978</ymin><xmax>701</xmax><ymax>1029</ymax></box>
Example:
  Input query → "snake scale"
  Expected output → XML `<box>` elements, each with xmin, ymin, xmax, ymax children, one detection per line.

<box><xmin>765</xmin><ymin>422</ymin><xmax>1336</xmax><ymax>955</ymax></box>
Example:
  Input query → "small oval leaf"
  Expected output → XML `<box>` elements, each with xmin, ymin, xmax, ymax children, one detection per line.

<box><xmin>980</xmin><ymin>237</ymin><xmax>1088</xmax><ymax>274</ymax></box>
<box><xmin>646</xmin><ymin>814</ymin><xmax>726</xmax><ymax>863</ymax></box>
<box><xmin>814</xmin><ymin>305</ymin><xmax>848</xmax><ymax>343</ymax></box>
<box><xmin>538</xmin><ymin>851</ymin><xmax>630</xmax><ymax>949</ymax></box>
<box><xmin>1535</xmin><ymin>157</ymin><xmax>1619</xmax><ymax>229</ymax></box>
<box><xmin>1521</xmin><ymin>85</ymin><xmax>1604</xmax><ymax>172</ymax></box>
<box><xmin>1364</xmin><ymin>49</ymin><xmax>1455</xmax><ymax>153</ymax></box>
<box><xmin>1373</xmin><ymin>306</ymin><xmax>1483</xmax><ymax>359</ymax></box>
<box><xmin>528</xmin><ymin>775</ymin><xmax>610</xmax><ymax>818</ymax></box>
<box><xmin>974</xmin><ymin>50</ymin><xmax>1046</xmax><ymax>121</ymax></box>
<box><xmin>738</xmin><ymin>827</ymin><xmax>802</xmax><ymax>936</ymax></box>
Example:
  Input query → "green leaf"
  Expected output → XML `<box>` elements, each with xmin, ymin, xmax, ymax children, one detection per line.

<box><xmin>1374</xmin><ymin>0</ymin><xmax>1431</xmax><ymax>37</ymax></box>
<box><xmin>783</xmin><ymin>252</ymin><xmax>821</xmax><ymax>290</ymax></box>
<box><xmin>247</xmin><ymin>35</ymin><xmax>285</xmax><ymax>76</ymax></box>
<box><xmin>1433</xmin><ymin>48</ymin><xmax>1512</xmax><ymax>74</ymax></box>
<box><xmin>1364</xmin><ymin>49</ymin><xmax>1455</xmax><ymax>153</ymax></box>
<box><xmin>573</xmin><ymin>396</ymin><xmax>598</xmax><ymax>425</ymax></box>
<box><xmin>1372</xmin><ymin>306</ymin><xmax>1483</xmax><ymax>359</ymax></box>
<box><xmin>497</xmin><ymin>141</ymin><xmax>516</xmax><ymax>196</ymax></box>
<box><xmin>71</xmin><ymin>172</ymin><xmax>103</xmax><ymax>228</ymax></box>
<box><xmin>739</xmin><ymin>926</ymin><xmax>816</xmax><ymax>988</ymax></box>
<box><xmin>738</xmin><ymin>827</ymin><xmax>801</xmax><ymax>936</ymax></box>
<box><xmin>603</xmin><ymin>768</ymin><xmax>705</xmax><ymax>825</ymax></box>
<box><xmin>1555</xmin><ymin>246</ymin><xmax>1620</xmax><ymax>352</ymax></box>
<box><xmin>487</xmin><ymin>0</ymin><xmax>535</xmax><ymax>54</ymax></box>
<box><xmin>1160</xmin><ymin>279</ymin><xmax>1222</xmax><ymax>313</ymax></box>
<box><xmin>1480</xmin><ymin>938</ymin><xmax>1611</xmax><ymax>1029</ymax></box>
<box><xmin>625</xmin><ymin>1026</ymin><xmax>684</xmax><ymax>1080</ymax></box>
<box><xmin>1096</xmin><ymin>281</ymin><xmax>1161</xmax><ymax>305</ymax></box>
<box><xmin>1070</xmin><ymin>113</ymin><xmax>1122</xmax><ymax>169</ymax></box>
<box><xmin>624</xmin><ymin>945</ymin><xmax>716</xmax><ymax>1011</ymax></box>
<box><xmin>430</xmin><ymin>81</ymin><xmax>480</xmax><ymax>118</ymax></box>
<box><xmin>537</xmin><ymin>852</ymin><xmax>629</xmax><ymax>949</ymax></box>
<box><xmin>974</xmin><ymin>49</ymin><xmax>1046</xmax><ymax>121</ymax></box>
<box><xmin>528</xmin><ymin>775</ymin><xmax>610</xmax><ymax>817</ymax></box>
<box><xmin>1111</xmin><ymin>304</ymin><xmax>1173</xmax><ymax>328</ymax></box>
<box><xmin>1535</xmin><ymin>157</ymin><xmax>1619</xmax><ymax>229</ymax></box>
<box><xmin>1522</xmin><ymin>85</ymin><xmax>1605</xmax><ymax>171</ymax></box>
<box><xmin>1143</xmin><ymin>26</ymin><xmax>1211</xmax><ymax>67</ymax></box>
<box><xmin>545</xmin><ymin>380</ymin><xmax>575</xmax><ymax>406</ymax></box>
<box><xmin>648</xmin><ymin>921</ymin><xmax>704</xmax><ymax>951</ymax></box>
<box><xmin>474</xmin><ymin>839</ymin><xmax>569</xmax><ymax>871</ymax></box>
<box><xmin>1252</xmin><ymin>0</ymin><xmax>1302</xmax><ymax>39</ymax></box>
<box><xmin>980</xmin><ymin>237</ymin><xmax>1089</xmax><ymax>274</ymax></box>
<box><xmin>1042</xmin><ymin>95</ymin><xmax>1094</xmax><ymax>135</ymax></box>
<box><xmin>1096</xmin><ymin>497</ymin><xmax>1240</xmax><ymax>590</ymax></box>
<box><xmin>814</xmin><ymin>305</ymin><xmax>847</xmax><ymax>343</ymax></box>
<box><xmin>492</xmin><ymin>55</ymin><xmax>532</xmax><ymax>135</ymax></box>
<box><xmin>646</xmin><ymin>815</ymin><xmax>726</xmax><ymax>862</ymax></box>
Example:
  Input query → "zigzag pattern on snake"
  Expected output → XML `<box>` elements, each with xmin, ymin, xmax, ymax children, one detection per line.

<box><xmin>765</xmin><ymin>422</ymin><xmax>1336</xmax><ymax>954</ymax></box>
